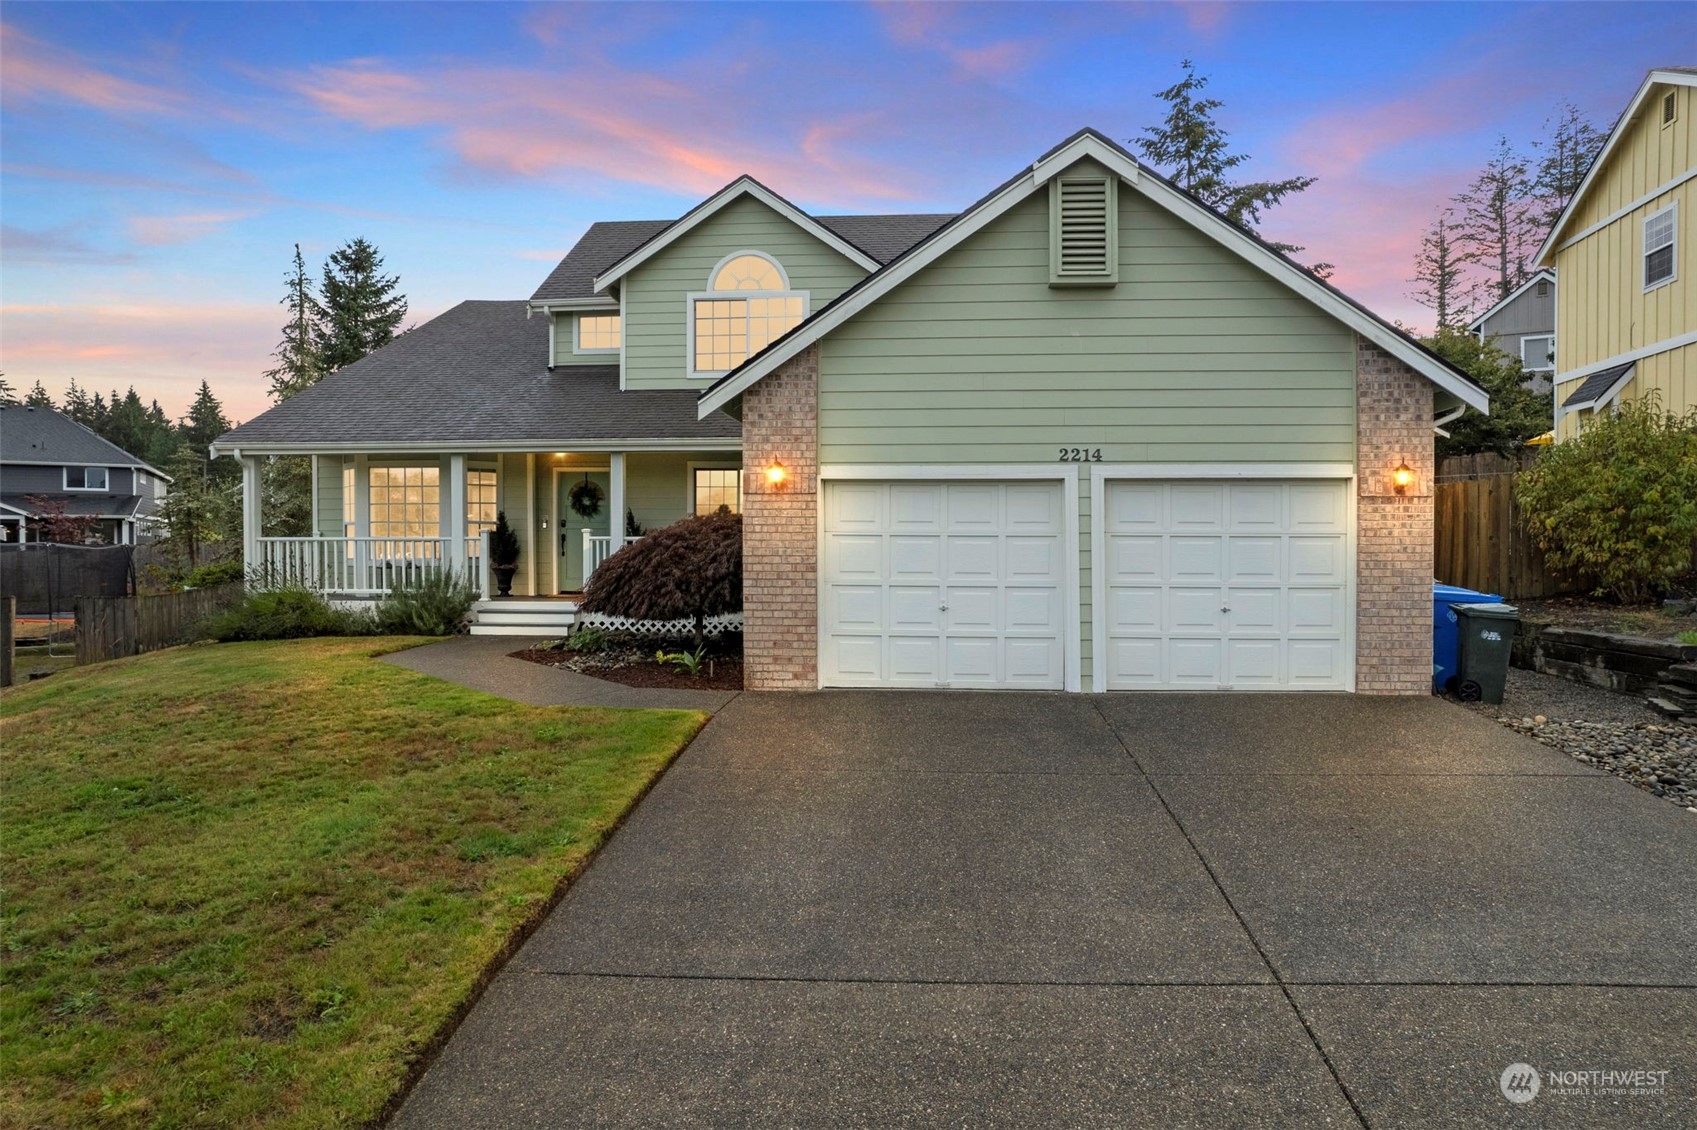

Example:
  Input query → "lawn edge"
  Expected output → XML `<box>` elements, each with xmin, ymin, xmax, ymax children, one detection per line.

<box><xmin>363</xmin><ymin>705</ymin><xmax>715</xmax><ymax>1128</ymax></box>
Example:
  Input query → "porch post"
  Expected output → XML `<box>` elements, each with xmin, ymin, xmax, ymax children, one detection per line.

<box><xmin>609</xmin><ymin>451</ymin><xmax>626</xmax><ymax>549</ymax></box>
<box><xmin>240</xmin><ymin>454</ymin><xmax>261</xmax><ymax>581</ymax></box>
<box><xmin>447</xmin><ymin>453</ymin><xmax>468</xmax><ymax>580</ymax></box>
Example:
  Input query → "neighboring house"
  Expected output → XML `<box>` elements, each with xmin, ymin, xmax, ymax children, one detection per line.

<box><xmin>213</xmin><ymin>128</ymin><xmax>1488</xmax><ymax>695</ymax></box>
<box><xmin>1467</xmin><ymin>268</ymin><xmax>1557</xmax><ymax>393</ymax></box>
<box><xmin>0</xmin><ymin>405</ymin><xmax>169</xmax><ymax>545</ymax></box>
<box><xmin>1539</xmin><ymin>66</ymin><xmax>1696</xmax><ymax>440</ymax></box>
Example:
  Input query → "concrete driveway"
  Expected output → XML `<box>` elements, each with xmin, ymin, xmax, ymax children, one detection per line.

<box><xmin>392</xmin><ymin>693</ymin><xmax>1697</xmax><ymax>1128</ymax></box>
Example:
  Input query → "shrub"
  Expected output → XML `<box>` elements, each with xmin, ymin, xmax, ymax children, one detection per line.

<box><xmin>374</xmin><ymin>571</ymin><xmax>479</xmax><ymax>636</ymax></box>
<box><xmin>183</xmin><ymin>559</ymin><xmax>245</xmax><ymax>590</ymax></box>
<box><xmin>199</xmin><ymin>585</ymin><xmax>371</xmax><ymax>642</ymax></box>
<box><xmin>565</xmin><ymin>625</ymin><xmax>612</xmax><ymax>653</ymax></box>
<box><xmin>489</xmin><ymin>510</ymin><xmax>520</xmax><ymax>568</ymax></box>
<box><xmin>1517</xmin><ymin>398</ymin><xmax>1697</xmax><ymax>603</ymax></box>
<box><xmin>580</xmin><ymin>512</ymin><xmax>741</xmax><ymax>648</ymax></box>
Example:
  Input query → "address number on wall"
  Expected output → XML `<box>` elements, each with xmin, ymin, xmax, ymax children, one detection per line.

<box><xmin>1058</xmin><ymin>448</ymin><xmax>1103</xmax><ymax>462</ymax></box>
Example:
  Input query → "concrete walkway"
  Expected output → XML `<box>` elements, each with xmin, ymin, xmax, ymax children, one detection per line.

<box><xmin>381</xmin><ymin>635</ymin><xmax>740</xmax><ymax>712</ymax></box>
<box><xmin>392</xmin><ymin>691</ymin><xmax>1697</xmax><ymax>1128</ymax></box>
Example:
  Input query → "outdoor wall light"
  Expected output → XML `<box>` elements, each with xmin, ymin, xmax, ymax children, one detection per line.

<box><xmin>766</xmin><ymin>460</ymin><xmax>787</xmax><ymax>486</ymax></box>
<box><xmin>1392</xmin><ymin>460</ymin><xmax>1415</xmax><ymax>494</ymax></box>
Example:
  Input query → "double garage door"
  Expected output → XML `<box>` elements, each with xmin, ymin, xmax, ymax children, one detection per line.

<box><xmin>820</xmin><ymin>477</ymin><xmax>1351</xmax><ymax>692</ymax></box>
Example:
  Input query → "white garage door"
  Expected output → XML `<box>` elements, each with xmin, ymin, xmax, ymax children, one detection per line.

<box><xmin>1101</xmin><ymin>480</ymin><xmax>1351</xmax><ymax>690</ymax></box>
<box><xmin>822</xmin><ymin>480</ymin><xmax>1067</xmax><ymax>689</ymax></box>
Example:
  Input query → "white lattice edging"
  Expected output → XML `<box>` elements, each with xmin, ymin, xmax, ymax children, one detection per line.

<box><xmin>575</xmin><ymin>612</ymin><xmax>744</xmax><ymax>639</ymax></box>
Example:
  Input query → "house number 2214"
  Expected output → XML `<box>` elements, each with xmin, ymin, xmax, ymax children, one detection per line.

<box><xmin>1058</xmin><ymin>448</ymin><xmax>1103</xmax><ymax>462</ymax></box>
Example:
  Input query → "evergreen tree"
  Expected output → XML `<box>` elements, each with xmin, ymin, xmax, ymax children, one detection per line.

<box><xmin>1455</xmin><ymin>136</ymin><xmax>1539</xmax><ymax>303</ymax></box>
<box><xmin>1409</xmin><ymin>207</ymin><xmax>1476</xmax><ymax>333</ymax></box>
<box><xmin>317</xmin><ymin>237</ymin><xmax>408</xmax><ymax>373</ymax></box>
<box><xmin>156</xmin><ymin>445</ymin><xmax>237</xmax><ymax>569</ymax></box>
<box><xmin>1136</xmin><ymin>60</ymin><xmax>1320</xmax><ymax>260</ymax></box>
<box><xmin>1424</xmin><ymin>330</ymin><xmax>1553</xmax><ymax>456</ymax></box>
<box><xmin>178</xmin><ymin>380</ymin><xmax>236</xmax><ymax>481</ymax></box>
<box><xmin>1530</xmin><ymin>101</ymin><xmax>1608</xmax><ymax>235</ymax></box>
<box><xmin>0</xmin><ymin>375</ymin><xmax>16</xmax><ymax>407</ymax></box>
<box><xmin>24</xmin><ymin>381</ymin><xmax>55</xmax><ymax>409</ymax></box>
<box><xmin>265</xmin><ymin>243</ymin><xmax>328</xmax><ymax>402</ymax></box>
<box><xmin>61</xmin><ymin>379</ymin><xmax>93</xmax><ymax>426</ymax></box>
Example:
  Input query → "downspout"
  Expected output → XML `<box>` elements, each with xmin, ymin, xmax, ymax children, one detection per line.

<box><xmin>1432</xmin><ymin>404</ymin><xmax>1466</xmax><ymax>439</ymax></box>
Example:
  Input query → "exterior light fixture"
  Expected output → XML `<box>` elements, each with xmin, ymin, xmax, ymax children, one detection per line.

<box><xmin>1392</xmin><ymin>461</ymin><xmax>1414</xmax><ymax>494</ymax></box>
<box><xmin>766</xmin><ymin>460</ymin><xmax>787</xmax><ymax>486</ymax></box>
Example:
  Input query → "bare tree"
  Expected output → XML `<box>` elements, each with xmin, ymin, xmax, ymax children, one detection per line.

<box><xmin>1409</xmin><ymin>207</ymin><xmax>1476</xmax><ymax>332</ymax></box>
<box><xmin>1455</xmin><ymin>136</ymin><xmax>1540</xmax><ymax>303</ymax></box>
<box><xmin>1530</xmin><ymin>101</ymin><xmax>1608</xmax><ymax>235</ymax></box>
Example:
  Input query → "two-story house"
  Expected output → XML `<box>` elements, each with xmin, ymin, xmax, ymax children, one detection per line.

<box><xmin>1539</xmin><ymin>67</ymin><xmax>1696</xmax><ymax>439</ymax></box>
<box><xmin>1467</xmin><ymin>269</ymin><xmax>1557</xmax><ymax>393</ymax></box>
<box><xmin>0</xmin><ymin>405</ymin><xmax>169</xmax><ymax>545</ymax></box>
<box><xmin>213</xmin><ymin>129</ymin><xmax>1488</xmax><ymax>695</ymax></box>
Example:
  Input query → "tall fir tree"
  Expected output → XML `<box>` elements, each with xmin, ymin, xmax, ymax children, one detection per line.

<box><xmin>24</xmin><ymin>381</ymin><xmax>55</xmax><ymax>409</ymax></box>
<box><xmin>1136</xmin><ymin>60</ymin><xmax>1321</xmax><ymax>264</ymax></box>
<box><xmin>179</xmin><ymin>380</ymin><xmax>235</xmax><ymax>480</ymax></box>
<box><xmin>1454</xmin><ymin>136</ymin><xmax>1539</xmax><ymax>303</ymax></box>
<box><xmin>61</xmin><ymin>379</ymin><xmax>93</xmax><ymax>425</ymax></box>
<box><xmin>1530</xmin><ymin>101</ymin><xmax>1608</xmax><ymax>235</ymax></box>
<box><xmin>317</xmin><ymin>237</ymin><xmax>408</xmax><ymax>373</ymax></box>
<box><xmin>1409</xmin><ymin>208</ymin><xmax>1475</xmax><ymax>333</ymax></box>
<box><xmin>0</xmin><ymin>376</ymin><xmax>16</xmax><ymax>407</ymax></box>
<box><xmin>265</xmin><ymin>243</ymin><xmax>328</xmax><ymax>402</ymax></box>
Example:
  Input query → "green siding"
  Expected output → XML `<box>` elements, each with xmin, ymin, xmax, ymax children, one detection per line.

<box><xmin>814</xmin><ymin>158</ymin><xmax>1360</xmax><ymax>683</ymax></box>
<box><xmin>313</xmin><ymin>456</ymin><xmax>345</xmax><ymax>539</ymax></box>
<box><xmin>622</xmin><ymin>195</ymin><xmax>870</xmax><ymax>390</ymax></box>
<box><xmin>550</xmin><ymin>312</ymin><xmax>620</xmax><ymax>367</ymax></box>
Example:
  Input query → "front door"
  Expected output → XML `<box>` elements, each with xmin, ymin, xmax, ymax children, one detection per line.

<box><xmin>558</xmin><ymin>471</ymin><xmax>611</xmax><ymax>592</ymax></box>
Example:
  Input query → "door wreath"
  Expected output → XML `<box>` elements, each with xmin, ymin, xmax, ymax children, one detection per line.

<box><xmin>568</xmin><ymin>477</ymin><xmax>604</xmax><ymax>519</ymax></box>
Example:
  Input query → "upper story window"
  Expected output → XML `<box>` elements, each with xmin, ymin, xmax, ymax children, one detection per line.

<box><xmin>65</xmin><ymin>466</ymin><xmax>108</xmax><ymax>491</ymax></box>
<box><xmin>575</xmin><ymin>313</ymin><xmax>621</xmax><ymax>353</ymax></box>
<box><xmin>689</xmin><ymin>252</ymin><xmax>806</xmax><ymax>377</ymax></box>
<box><xmin>1644</xmin><ymin>204</ymin><xmax>1677</xmax><ymax>290</ymax></box>
<box><xmin>1520</xmin><ymin>334</ymin><xmax>1555</xmax><ymax>372</ymax></box>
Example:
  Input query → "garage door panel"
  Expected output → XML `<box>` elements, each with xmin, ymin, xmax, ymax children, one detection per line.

<box><xmin>822</xmin><ymin>480</ymin><xmax>1066</xmax><ymax>690</ymax></box>
<box><xmin>889</xmin><ymin>535</ymin><xmax>940</xmax><ymax>580</ymax></box>
<box><xmin>1104</xmin><ymin>480</ymin><xmax>1350</xmax><ymax>691</ymax></box>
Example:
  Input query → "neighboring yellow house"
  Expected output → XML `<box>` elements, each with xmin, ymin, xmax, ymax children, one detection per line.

<box><xmin>1540</xmin><ymin>66</ymin><xmax>1696</xmax><ymax>440</ymax></box>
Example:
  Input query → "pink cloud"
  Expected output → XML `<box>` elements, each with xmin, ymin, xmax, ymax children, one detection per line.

<box><xmin>285</xmin><ymin>58</ymin><xmax>924</xmax><ymax>206</ymax></box>
<box><xmin>126</xmin><ymin>211</ymin><xmax>254</xmax><ymax>246</ymax></box>
<box><xmin>0</xmin><ymin>22</ymin><xmax>182</xmax><ymax>114</ymax></box>
<box><xmin>873</xmin><ymin>2</ymin><xmax>1039</xmax><ymax>79</ymax></box>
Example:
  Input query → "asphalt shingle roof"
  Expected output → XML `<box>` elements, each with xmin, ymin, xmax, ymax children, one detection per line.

<box><xmin>0</xmin><ymin>406</ymin><xmax>163</xmax><ymax>473</ymax></box>
<box><xmin>528</xmin><ymin>213</ymin><xmax>956</xmax><ymax>303</ymax></box>
<box><xmin>214</xmin><ymin>301</ymin><xmax>741</xmax><ymax>448</ymax></box>
<box><xmin>1561</xmin><ymin>361</ymin><xmax>1636</xmax><ymax>408</ymax></box>
<box><xmin>0</xmin><ymin>493</ymin><xmax>143</xmax><ymax>519</ymax></box>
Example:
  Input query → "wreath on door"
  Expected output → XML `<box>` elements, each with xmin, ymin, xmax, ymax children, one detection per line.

<box><xmin>568</xmin><ymin>476</ymin><xmax>604</xmax><ymax>520</ymax></box>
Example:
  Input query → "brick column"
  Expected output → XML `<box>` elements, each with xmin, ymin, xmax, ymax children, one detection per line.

<box><xmin>740</xmin><ymin>346</ymin><xmax>820</xmax><ymax>690</ymax></box>
<box><xmin>1356</xmin><ymin>337</ymin><xmax>1435</xmax><ymax>695</ymax></box>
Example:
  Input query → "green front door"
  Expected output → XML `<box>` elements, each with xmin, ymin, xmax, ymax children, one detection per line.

<box><xmin>559</xmin><ymin>471</ymin><xmax>611</xmax><ymax>592</ymax></box>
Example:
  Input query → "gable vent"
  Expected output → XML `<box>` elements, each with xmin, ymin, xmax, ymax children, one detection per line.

<box><xmin>1050</xmin><ymin>175</ymin><xmax>1118</xmax><ymax>286</ymax></box>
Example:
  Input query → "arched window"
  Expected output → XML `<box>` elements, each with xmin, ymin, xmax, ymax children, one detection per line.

<box><xmin>690</xmin><ymin>252</ymin><xmax>807</xmax><ymax>376</ymax></box>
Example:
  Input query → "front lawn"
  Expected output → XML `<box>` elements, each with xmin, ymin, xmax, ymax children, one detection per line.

<box><xmin>0</xmin><ymin>638</ymin><xmax>706</xmax><ymax>1128</ymax></box>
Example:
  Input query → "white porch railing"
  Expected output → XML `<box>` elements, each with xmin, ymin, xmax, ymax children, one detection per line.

<box><xmin>256</xmin><ymin>536</ymin><xmax>481</xmax><ymax>596</ymax></box>
<box><xmin>583</xmin><ymin>531</ymin><xmax>641</xmax><ymax>582</ymax></box>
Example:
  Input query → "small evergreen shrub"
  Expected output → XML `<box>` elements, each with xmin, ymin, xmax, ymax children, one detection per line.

<box><xmin>1517</xmin><ymin>398</ymin><xmax>1697</xmax><ymax>603</ymax></box>
<box><xmin>374</xmin><ymin>571</ymin><xmax>479</xmax><ymax>636</ymax></box>
<box><xmin>565</xmin><ymin>625</ymin><xmax>612</xmax><ymax>653</ymax></box>
<box><xmin>182</xmin><ymin>560</ymin><xmax>245</xmax><ymax>589</ymax></box>
<box><xmin>199</xmin><ymin>585</ymin><xmax>371</xmax><ymax>642</ymax></box>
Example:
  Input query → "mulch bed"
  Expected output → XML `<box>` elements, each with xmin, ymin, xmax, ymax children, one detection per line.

<box><xmin>510</xmin><ymin>647</ymin><xmax>744</xmax><ymax>691</ymax></box>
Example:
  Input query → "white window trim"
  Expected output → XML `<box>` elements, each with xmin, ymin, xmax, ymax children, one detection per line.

<box><xmin>1087</xmin><ymin>464</ymin><xmax>1358</xmax><ymax>694</ymax></box>
<box><xmin>1643</xmin><ymin>202</ymin><xmax>1678</xmax><ymax>292</ymax></box>
<box><xmin>573</xmin><ymin>312</ymin><xmax>621</xmax><ymax>355</ymax></box>
<box><xmin>816</xmin><ymin>463</ymin><xmax>1082</xmax><ymax>693</ymax></box>
<box><xmin>1519</xmin><ymin>334</ymin><xmax>1556</xmax><ymax>373</ymax></box>
<box><xmin>687</xmin><ymin>461</ymin><xmax>743</xmax><ymax>517</ymax></box>
<box><xmin>64</xmin><ymin>466</ymin><xmax>109</xmax><ymax>491</ymax></box>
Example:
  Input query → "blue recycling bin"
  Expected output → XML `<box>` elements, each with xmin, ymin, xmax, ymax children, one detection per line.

<box><xmin>1433</xmin><ymin>582</ymin><xmax>1501</xmax><ymax>693</ymax></box>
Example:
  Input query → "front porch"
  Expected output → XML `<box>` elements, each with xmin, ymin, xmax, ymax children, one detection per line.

<box><xmin>239</xmin><ymin>447</ymin><xmax>741</xmax><ymax>602</ymax></box>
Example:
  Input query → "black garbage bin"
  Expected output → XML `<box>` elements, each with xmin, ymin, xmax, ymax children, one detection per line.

<box><xmin>1453</xmin><ymin>602</ymin><xmax>1519</xmax><ymax>704</ymax></box>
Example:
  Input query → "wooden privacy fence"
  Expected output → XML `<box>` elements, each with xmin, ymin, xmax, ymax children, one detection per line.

<box><xmin>75</xmin><ymin>584</ymin><xmax>241</xmax><ymax>666</ymax></box>
<box><xmin>1433</xmin><ymin>451</ymin><xmax>1576</xmax><ymax>600</ymax></box>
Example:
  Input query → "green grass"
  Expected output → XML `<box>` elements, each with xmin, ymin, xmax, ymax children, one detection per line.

<box><xmin>1679</xmin><ymin>630</ymin><xmax>1697</xmax><ymax>646</ymax></box>
<box><xmin>0</xmin><ymin>638</ymin><xmax>706</xmax><ymax>1128</ymax></box>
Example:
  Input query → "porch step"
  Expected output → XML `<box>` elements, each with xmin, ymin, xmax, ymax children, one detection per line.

<box><xmin>468</xmin><ymin>598</ymin><xmax>577</xmax><ymax>638</ymax></box>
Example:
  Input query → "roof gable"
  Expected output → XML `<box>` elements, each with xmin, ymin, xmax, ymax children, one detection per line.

<box><xmin>592</xmin><ymin>176</ymin><xmax>883</xmax><ymax>292</ymax></box>
<box><xmin>1466</xmin><ymin>269</ymin><xmax>1556</xmax><ymax>332</ymax></box>
<box><xmin>698</xmin><ymin>128</ymin><xmax>1489</xmax><ymax>418</ymax></box>
<box><xmin>1536</xmin><ymin>67</ymin><xmax>1697</xmax><ymax>265</ymax></box>
<box><xmin>0</xmin><ymin>406</ymin><xmax>169</xmax><ymax>479</ymax></box>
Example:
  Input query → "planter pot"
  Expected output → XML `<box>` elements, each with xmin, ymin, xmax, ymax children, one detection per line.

<box><xmin>491</xmin><ymin>564</ymin><xmax>517</xmax><ymax>597</ymax></box>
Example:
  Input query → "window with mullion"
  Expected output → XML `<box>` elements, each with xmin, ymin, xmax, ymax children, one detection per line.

<box><xmin>693</xmin><ymin>468</ymin><xmax>740</xmax><ymax>515</ymax></box>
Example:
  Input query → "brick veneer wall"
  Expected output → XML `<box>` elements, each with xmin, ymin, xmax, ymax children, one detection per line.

<box><xmin>739</xmin><ymin>346</ymin><xmax>820</xmax><ymax>690</ymax></box>
<box><xmin>1355</xmin><ymin>336</ymin><xmax>1436</xmax><ymax>695</ymax></box>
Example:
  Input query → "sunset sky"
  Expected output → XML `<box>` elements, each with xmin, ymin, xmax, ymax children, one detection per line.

<box><xmin>1</xmin><ymin>1</ymin><xmax>1688</xmax><ymax>423</ymax></box>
